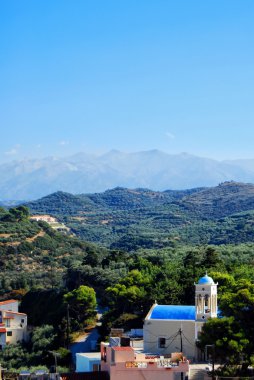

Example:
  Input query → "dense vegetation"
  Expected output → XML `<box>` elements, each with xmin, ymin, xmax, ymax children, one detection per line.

<box><xmin>1</xmin><ymin>182</ymin><xmax>254</xmax><ymax>374</ymax></box>
<box><xmin>26</xmin><ymin>182</ymin><xmax>254</xmax><ymax>249</ymax></box>
<box><xmin>198</xmin><ymin>273</ymin><xmax>254</xmax><ymax>376</ymax></box>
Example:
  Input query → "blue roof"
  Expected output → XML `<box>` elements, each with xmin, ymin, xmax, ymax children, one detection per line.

<box><xmin>149</xmin><ymin>305</ymin><xmax>195</xmax><ymax>320</ymax></box>
<box><xmin>198</xmin><ymin>274</ymin><xmax>214</xmax><ymax>285</ymax></box>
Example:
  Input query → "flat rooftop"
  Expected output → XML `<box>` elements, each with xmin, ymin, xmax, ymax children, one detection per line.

<box><xmin>76</xmin><ymin>353</ymin><xmax>101</xmax><ymax>359</ymax></box>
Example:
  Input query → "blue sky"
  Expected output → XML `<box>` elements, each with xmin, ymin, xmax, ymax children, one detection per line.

<box><xmin>1</xmin><ymin>0</ymin><xmax>254</xmax><ymax>162</ymax></box>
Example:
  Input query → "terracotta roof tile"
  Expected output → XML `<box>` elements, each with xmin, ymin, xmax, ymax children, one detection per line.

<box><xmin>0</xmin><ymin>300</ymin><xmax>17</xmax><ymax>305</ymax></box>
<box><xmin>4</xmin><ymin>311</ymin><xmax>27</xmax><ymax>316</ymax></box>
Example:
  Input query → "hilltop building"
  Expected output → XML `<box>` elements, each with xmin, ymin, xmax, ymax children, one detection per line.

<box><xmin>143</xmin><ymin>274</ymin><xmax>218</xmax><ymax>361</ymax></box>
<box><xmin>30</xmin><ymin>215</ymin><xmax>57</xmax><ymax>223</ymax></box>
<box><xmin>0</xmin><ymin>299</ymin><xmax>28</xmax><ymax>349</ymax></box>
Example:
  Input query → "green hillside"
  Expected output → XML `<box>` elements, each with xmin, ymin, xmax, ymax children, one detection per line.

<box><xmin>26</xmin><ymin>182</ymin><xmax>254</xmax><ymax>250</ymax></box>
<box><xmin>178</xmin><ymin>181</ymin><xmax>254</xmax><ymax>219</ymax></box>
<box><xmin>1</xmin><ymin>202</ymin><xmax>254</xmax><ymax>373</ymax></box>
<box><xmin>0</xmin><ymin>206</ymin><xmax>126</xmax><ymax>297</ymax></box>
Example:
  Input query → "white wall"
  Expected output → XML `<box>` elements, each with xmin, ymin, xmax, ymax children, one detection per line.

<box><xmin>0</xmin><ymin>301</ymin><xmax>19</xmax><ymax>313</ymax></box>
<box><xmin>143</xmin><ymin>320</ymin><xmax>196</xmax><ymax>360</ymax></box>
<box><xmin>76</xmin><ymin>354</ymin><xmax>101</xmax><ymax>372</ymax></box>
<box><xmin>4</xmin><ymin>312</ymin><xmax>27</xmax><ymax>344</ymax></box>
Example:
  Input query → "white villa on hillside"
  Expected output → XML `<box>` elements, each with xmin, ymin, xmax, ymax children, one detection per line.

<box><xmin>0</xmin><ymin>299</ymin><xmax>28</xmax><ymax>349</ymax></box>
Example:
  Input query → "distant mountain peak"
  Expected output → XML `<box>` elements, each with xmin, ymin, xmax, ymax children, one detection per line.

<box><xmin>1</xmin><ymin>150</ymin><xmax>254</xmax><ymax>200</ymax></box>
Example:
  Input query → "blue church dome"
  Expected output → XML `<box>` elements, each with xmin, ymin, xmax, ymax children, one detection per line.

<box><xmin>198</xmin><ymin>274</ymin><xmax>214</xmax><ymax>285</ymax></box>
<box><xmin>149</xmin><ymin>305</ymin><xmax>195</xmax><ymax>320</ymax></box>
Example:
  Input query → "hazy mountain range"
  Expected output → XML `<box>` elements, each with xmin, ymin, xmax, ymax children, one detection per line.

<box><xmin>1</xmin><ymin>149</ymin><xmax>254</xmax><ymax>200</ymax></box>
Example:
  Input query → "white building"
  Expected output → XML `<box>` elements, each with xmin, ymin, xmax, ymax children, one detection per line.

<box><xmin>143</xmin><ymin>274</ymin><xmax>218</xmax><ymax>361</ymax></box>
<box><xmin>76</xmin><ymin>352</ymin><xmax>101</xmax><ymax>372</ymax></box>
<box><xmin>0</xmin><ymin>299</ymin><xmax>28</xmax><ymax>349</ymax></box>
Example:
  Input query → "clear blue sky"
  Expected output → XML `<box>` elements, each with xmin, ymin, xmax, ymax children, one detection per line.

<box><xmin>1</xmin><ymin>0</ymin><xmax>254</xmax><ymax>162</ymax></box>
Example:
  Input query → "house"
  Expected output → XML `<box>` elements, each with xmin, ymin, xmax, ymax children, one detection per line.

<box><xmin>0</xmin><ymin>299</ymin><xmax>28</xmax><ymax>349</ymax></box>
<box><xmin>100</xmin><ymin>340</ymin><xmax>189</xmax><ymax>380</ymax></box>
<box><xmin>143</xmin><ymin>274</ymin><xmax>218</xmax><ymax>361</ymax></box>
<box><xmin>30</xmin><ymin>215</ymin><xmax>58</xmax><ymax>223</ymax></box>
<box><xmin>30</xmin><ymin>215</ymin><xmax>69</xmax><ymax>232</ymax></box>
<box><xmin>76</xmin><ymin>352</ymin><xmax>101</xmax><ymax>372</ymax></box>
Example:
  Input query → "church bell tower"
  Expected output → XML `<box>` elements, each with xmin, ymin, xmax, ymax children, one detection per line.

<box><xmin>195</xmin><ymin>273</ymin><xmax>218</xmax><ymax>321</ymax></box>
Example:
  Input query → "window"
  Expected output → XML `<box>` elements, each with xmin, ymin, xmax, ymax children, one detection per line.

<box><xmin>7</xmin><ymin>331</ymin><xmax>12</xmax><ymax>337</ymax></box>
<box><xmin>6</xmin><ymin>319</ymin><xmax>10</xmax><ymax>327</ymax></box>
<box><xmin>92</xmin><ymin>364</ymin><xmax>100</xmax><ymax>372</ymax></box>
<box><xmin>158</xmin><ymin>337</ymin><xmax>166</xmax><ymax>348</ymax></box>
<box><xmin>101</xmin><ymin>347</ymin><xmax>107</xmax><ymax>362</ymax></box>
<box><xmin>21</xmin><ymin>319</ymin><xmax>25</xmax><ymax>323</ymax></box>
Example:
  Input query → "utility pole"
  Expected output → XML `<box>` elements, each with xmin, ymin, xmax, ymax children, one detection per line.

<box><xmin>0</xmin><ymin>363</ymin><xmax>7</xmax><ymax>380</ymax></box>
<box><xmin>49</xmin><ymin>351</ymin><xmax>60</xmax><ymax>376</ymax></box>
<box><xmin>179</xmin><ymin>327</ymin><xmax>183</xmax><ymax>380</ymax></box>
<box><xmin>179</xmin><ymin>327</ymin><xmax>183</xmax><ymax>352</ymax></box>
<box><xmin>205</xmin><ymin>344</ymin><xmax>215</xmax><ymax>380</ymax></box>
<box><xmin>54</xmin><ymin>353</ymin><xmax>57</xmax><ymax>374</ymax></box>
<box><xmin>66</xmin><ymin>303</ymin><xmax>70</xmax><ymax>349</ymax></box>
<box><xmin>212</xmin><ymin>345</ymin><xmax>215</xmax><ymax>380</ymax></box>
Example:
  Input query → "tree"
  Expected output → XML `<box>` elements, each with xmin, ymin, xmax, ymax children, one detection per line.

<box><xmin>198</xmin><ymin>317</ymin><xmax>249</xmax><ymax>367</ymax></box>
<box><xmin>198</xmin><ymin>276</ymin><xmax>254</xmax><ymax>372</ymax></box>
<box><xmin>0</xmin><ymin>343</ymin><xmax>29</xmax><ymax>370</ymax></box>
<box><xmin>31</xmin><ymin>325</ymin><xmax>56</xmax><ymax>353</ymax></box>
<box><xmin>106</xmin><ymin>283</ymin><xmax>146</xmax><ymax>314</ymax></box>
<box><xmin>106</xmin><ymin>269</ymin><xmax>151</xmax><ymax>314</ymax></box>
<box><xmin>9</xmin><ymin>206</ymin><xmax>30</xmax><ymax>221</ymax></box>
<box><xmin>64</xmin><ymin>285</ymin><xmax>97</xmax><ymax>329</ymax></box>
<box><xmin>200</xmin><ymin>246</ymin><xmax>224</xmax><ymax>270</ymax></box>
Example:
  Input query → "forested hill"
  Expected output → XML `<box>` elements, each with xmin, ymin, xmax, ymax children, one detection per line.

<box><xmin>179</xmin><ymin>181</ymin><xmax>254</xmax><ymax>219</ymax></box>
<box><xmin>26</xmin><ymin>186</ymin><xmax>203</xmax><ymax>213</ymax></box>
<box><xmin>0</xmin><ymin>205</ymin><xmax>117</xmax><ymax>296</ymax></box>
<box><xmin>26</xmin><ymin>181</ymin><xmax>254</xmax><ymax>249</ymax></box>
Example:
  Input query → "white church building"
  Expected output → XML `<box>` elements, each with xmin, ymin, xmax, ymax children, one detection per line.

<box><xmin>143</xmin><ymin>273</ymin><xmax>218</xmax><ymax>361</ymax></box>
